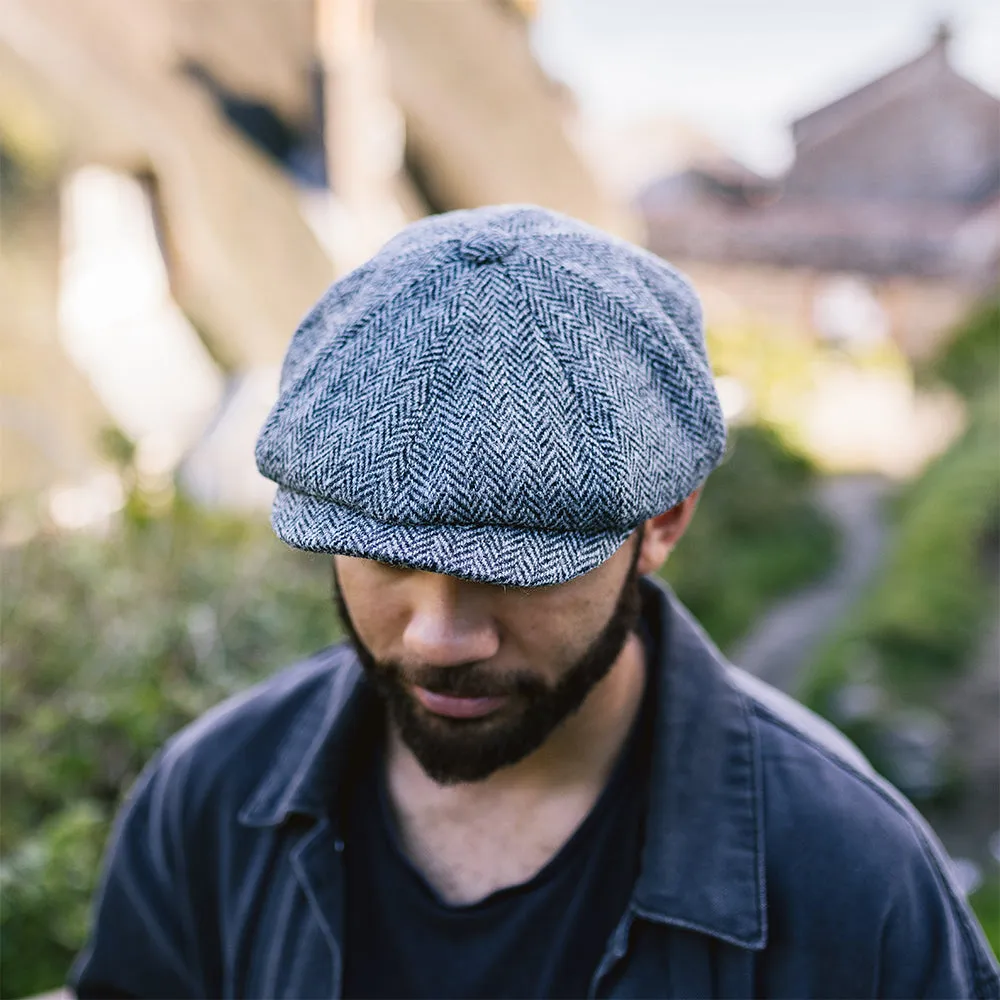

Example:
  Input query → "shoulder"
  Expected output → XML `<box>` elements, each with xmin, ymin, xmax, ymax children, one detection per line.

<box><xmin>727</xmin><ymin>666</ymin><xmax>874</xmax><ymax>775</ymax></box>
<box><xmin>729</xmin><ymin>663</ymin><xmax>955</xmax><ymax>892</ymax></box>
<box><xmin>728</xmin><ymin>667</ymin><xmax>999</xmax><ymax>995</ymax></box>
<box><xmin>729</xmin><ymin>664</ymin><xmax>947</xmax><ymax>873</ymax></box>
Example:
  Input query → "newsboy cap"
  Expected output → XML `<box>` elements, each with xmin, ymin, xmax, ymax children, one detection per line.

<box><xmin>256</xmin><ymin>205</ymin><xmax>725</xmax><ymax>587</ymax></box>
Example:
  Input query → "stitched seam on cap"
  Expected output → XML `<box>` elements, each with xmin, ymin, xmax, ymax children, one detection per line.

<box><xmin>399</xmin><ymin>262</ymin><xmax>478</xmax><ymax>520</ymax></box>
<box><xmin>263</xmin><ymin>254</ymin><xmax>461</xmax><ymax>434</ymax></box>
<box><xmin>525</xmin><ymin>244</ymin><xmax>713</xmax><ymax>381</ymax></box>
<box><xmin>524</xmin><ymin>250</ymin><xmax>719</xmax><ymax>490</ymax></box>
<box><xmin>501</xmin><ymin>260</ymin><xmax>608</xmax><ymax>509</ymax></box>
<box><xmin>534</xmin><ymin>248</ymin><xmax>725</xmax><ymax>485</ymax></box>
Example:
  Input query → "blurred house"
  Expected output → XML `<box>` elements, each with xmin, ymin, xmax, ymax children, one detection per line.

<box><xmin>640</xmin><ymin>24</ymin><xmax>1000</xmax><ymax>361</ymax></box>
<box><xmin>0</xmin><ymin>0</ymin><xmax>627</xmax><ymax>517</ymax></box>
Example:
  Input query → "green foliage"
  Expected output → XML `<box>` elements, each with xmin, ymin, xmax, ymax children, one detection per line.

<box><xmin>796</xmin><ymin>628</ymin><xmax>864</xmax><ymax>727</ymax></box>
<box><xmin>0</xmin><ymin>495</ymin><xmax>338</xmax><ymax>996</ymax></box>
<box><xmin>921</xmin><ymin>297</ymin><xmax>1000</xmax><ymax>400</ymax></box>
<box><xmin>798</xmin><ymin>305</ymin><xmax>1000</xmax><ymax>956</ymax></box>
<box><xmin>663</xmin><ymin>424</ymin><xmax>838</xmax><ymax>650</ymax></box>
<box><xmin>870</xmin><ymin>406</ymin><xmax>999</xmax><ymax>685</ymax></box>
<box><xmin>971</xmin><ymin>881</ymin><xmax>1000</xmax><ymax>958</ymax></box>
<box><xmin>0</xmin><ymin>803</ymin><xmax>108</xmax><ymax>999</ymax></box>
<box><xmin>799</xmin><ymin>407</ymin><xmax>999</xmax><ymax>806</ymax></box>
<box><xmin>801</xmin><ymin>303</ymin><xmax>1000</xmax><ymax>716</ymax></box>
<box><xmin>868</xmin><ymin>297</ymin><xmax>1000</xmax><ymax>682</ymax></box>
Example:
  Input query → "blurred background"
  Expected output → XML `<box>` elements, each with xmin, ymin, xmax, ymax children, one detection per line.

<box><xmin>1</xmin><ymin>0</ymin><xmax>997</xmax><ymax>993</ymax></box>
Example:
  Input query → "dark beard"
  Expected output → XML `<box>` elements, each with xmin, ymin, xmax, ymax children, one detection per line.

<box><xmin>332</xmin><ymin>541</ymin><xmax>644</xmax><ymax>785</ymax></box>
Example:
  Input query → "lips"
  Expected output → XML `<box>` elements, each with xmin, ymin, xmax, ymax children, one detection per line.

<box><xmin>413</xmin><ymin>687</ymin><xmax>509</xmax><ymax>719</ymax></box>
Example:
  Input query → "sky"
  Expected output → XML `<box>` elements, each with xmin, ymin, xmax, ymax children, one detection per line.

<box><xmin>531</xmin><ymin>0</ymin><xmax>1000</xmax><ymax>173</ymax></box>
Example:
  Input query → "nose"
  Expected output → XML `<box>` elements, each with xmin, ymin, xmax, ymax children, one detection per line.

<box><xmin>401</xmin><ymin>573</ymin><xmax>500</xmax><ymax>667</ymax></box>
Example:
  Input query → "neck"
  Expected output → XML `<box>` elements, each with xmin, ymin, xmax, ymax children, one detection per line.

<box><xmin>385</xmin><ymin>629</ymin><xmax>647</xmax><ymax>813</ymax></box>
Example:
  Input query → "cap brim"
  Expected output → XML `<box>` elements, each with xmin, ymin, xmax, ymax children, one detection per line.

<box><xmin>271</xmin><ymin>487</ymin><xmax>634</xmax><ymax>588</ymax></box>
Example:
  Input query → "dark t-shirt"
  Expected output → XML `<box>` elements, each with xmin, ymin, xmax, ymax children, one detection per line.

<box><xmin>342</xmin><ymin>646</ymin><xmax>654</xmax><ymax>1000</ymax></box>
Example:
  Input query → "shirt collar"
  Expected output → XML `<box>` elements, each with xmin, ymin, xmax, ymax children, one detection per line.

<box><xmin>237</xmin><ymin>650</ymin><xmax>373</xmax><ymax>828</ymax></box>
<box><xmin>238</xmin><ymin>576</ymin><xmax>767</xmax><ymax>951</ymax></box>
<box><xmin>632</xmin><ymin>575</ymin><xmax>768</xmax><ymax>950</ymax></box>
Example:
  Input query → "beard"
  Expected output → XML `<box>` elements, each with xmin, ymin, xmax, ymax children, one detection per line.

<box><xmin>332</xmin><ymin>541</ymin><xmax>644</xmax><ymax>786</ymax></box>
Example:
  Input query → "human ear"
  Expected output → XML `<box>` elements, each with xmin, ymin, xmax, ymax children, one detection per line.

<box><xmin>635</xmin><ymin>490</ymin><xmax>701</xmax><ymax>576</ymax></box>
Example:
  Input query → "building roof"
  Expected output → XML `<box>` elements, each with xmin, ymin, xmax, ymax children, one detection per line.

<box><xmin>642</xmin><ymin>187</ymin><xmax>1000</xmax><ymax>278</ymax></box>
<box><xmin>641</xmin><ymin>25</ymin><xmax>1000</xmax><ymax>281</ymax></box>
<box><xmin>790</xmin><ymin>22</ymin><xmax>996</xmax><ymax>151</ymax></box>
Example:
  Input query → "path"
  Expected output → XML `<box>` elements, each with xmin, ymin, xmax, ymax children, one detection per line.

<box><xmin>734</xmin><ymin>475</ymin><xmax>999</xmax><ymax>875</ymax></box>
<box><xmin>732</xmin><ymin>475</ymin><xmax>891</xmax><ymax>694</ymax></box>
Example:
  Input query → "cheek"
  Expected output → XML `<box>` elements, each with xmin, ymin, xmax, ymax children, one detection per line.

<box><xmin>350</xmin><ymin>600</ymin><xmax>408</xmax><ymax>658</ymax></box>
<box><xmin>500</xmin><ymin>589</ymin><xmax>613</xmax><ymax>676</ymax></box>
<box><xmin>335</xmin><ymin>563</ymin><xmax>408</xmax><ymax>657</ymax></box>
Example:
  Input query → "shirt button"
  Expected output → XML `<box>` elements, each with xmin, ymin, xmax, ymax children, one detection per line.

<box><xmin>334</xmin><ymin>839</ymin><xmax>345</xmax><ymax>853</ymax></box>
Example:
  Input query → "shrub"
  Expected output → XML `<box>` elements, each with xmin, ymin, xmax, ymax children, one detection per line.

<box><xmin>0</xmin><ymin>497</ymin><xmax>338</xmax><ymax>996</ymax></box>
<box><xmin>801</xmin><ymin>304</ymin><xmax>1000</xmax><ymax>716</ymax></box>
<box><xmin>874</xmin><ymin>410</ymin><xmax>997</xmax><ymax>683</ymax></box>
<box><xmin>920</xmin><ymin>297</ymin><xmax>1000</xmax><ymax>401</ymax></box>
<box><xmin>664</xmin><ymin>423</ymin><xmax>838</xmax><ymax>650</ymax></box>
<box><xmin>971</xmin><ymin>881</ymin><xmax>1000</xmax><ymax>959</ymax></box>
<box><xmin>798</xmin><ymin>303</ymin><xmax>1000</xmax><ymax>929</ymax></box>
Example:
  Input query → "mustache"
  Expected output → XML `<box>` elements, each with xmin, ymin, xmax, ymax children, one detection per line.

<box><xmin>372</xmin><ymin>659</ymin><xmax>550</xmax><ymax>700</ymax></box>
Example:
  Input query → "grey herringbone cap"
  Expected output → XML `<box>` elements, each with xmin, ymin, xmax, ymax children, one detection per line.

<box><xmin>256</xmin><ymin>205</ymin><xmax>725</xmax><ymax>587</ymax></box>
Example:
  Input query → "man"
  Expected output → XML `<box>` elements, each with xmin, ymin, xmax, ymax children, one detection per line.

<box><xmin>72</xmin><ymin>206</ymin><xmax>998</xmax><ymax>998</ymax></box>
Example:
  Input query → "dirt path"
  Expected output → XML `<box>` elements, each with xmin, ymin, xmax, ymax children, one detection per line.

<box><xmin>733</xmin><ymin>475</ymin><xmax>999</xmax><ymax>875</ymax></box>
<box><xmin>731</xmin><ymin>475</ymin><xmax>891</xmax><ymax>694</ymax></box>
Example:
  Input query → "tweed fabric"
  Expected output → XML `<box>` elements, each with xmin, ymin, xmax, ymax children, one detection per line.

<box><xmin>256</xmin><ymin>205</ymin><xmax>726</xmax><ymax>587</ymax></box>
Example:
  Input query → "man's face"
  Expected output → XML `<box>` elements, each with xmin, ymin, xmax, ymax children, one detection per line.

<box><xmin>333</xmin><ymin>536</ymin><xmax>643</xmax><ymax>785</ymax></box>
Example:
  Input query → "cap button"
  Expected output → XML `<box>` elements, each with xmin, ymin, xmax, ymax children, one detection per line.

<box><xmin>458</xmin><ymin>229</ymin><xmax>516</xmax><ymax>265</ymax></box>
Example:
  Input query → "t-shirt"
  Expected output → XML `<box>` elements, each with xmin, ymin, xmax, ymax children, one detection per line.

<box><xmin>341</xmin><ymin>645</ymin><xmax>654</xmax><ymax>1000</ymax></box>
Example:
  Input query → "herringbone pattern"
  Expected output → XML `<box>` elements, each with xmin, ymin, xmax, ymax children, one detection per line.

<box><xmin>256</xmin><ymin>205</ymin><xmax>725</xmax><ymax>586</ymax></box>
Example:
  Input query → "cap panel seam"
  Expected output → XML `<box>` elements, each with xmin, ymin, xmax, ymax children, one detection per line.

<box><xmin>522</xmin><ymin>250</ymin><xmax>724</xmax><ymax>496</ymax></box>
<box><xmin>396</xmin><ymin>262</ymin><xmax>480</xmax><ymax>522</ymax></box>
<box><xmin>499</xmin><ymin>260</ymin><xmax>614</xmax><ymax>525</ymax></box>
<box><xmin>529</xmin><ymin>247</ymin><xmax>714</xmax><ymax>390</ymax></box>
<box><xmin>260</xmin><ymin>253</ymin><xmax>462</xmax><ymax>444</ymax></box>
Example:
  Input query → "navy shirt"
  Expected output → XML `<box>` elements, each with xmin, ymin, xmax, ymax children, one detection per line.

<box><xmin>342</xmin><ymin>649</ymin><xmax>652</xmax><ymax>999</ymax></box>
<box><xmin>71</xmin><ymin>578</ymin><xmax>1000</xmax><ymax>998</ymax></box>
